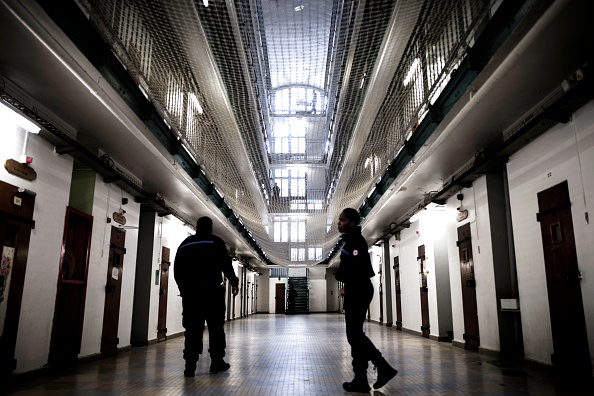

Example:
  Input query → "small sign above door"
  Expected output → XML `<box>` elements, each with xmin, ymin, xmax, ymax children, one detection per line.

<box><xmin>4</xmin><ymin>159</ymin><xmax>37</xmax><ymax>181</ymax></box>
<box><xmin>112</xmin><ymin>212</ymin><xmax>126</xmax><ymax>225</ymax></box>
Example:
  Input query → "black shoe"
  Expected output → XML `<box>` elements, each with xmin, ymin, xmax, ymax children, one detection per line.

<box><xmin>373</xmin><ymin>358</ymin><xmax>398</xmax><ymax>389</ymax></box>
<box><xmin>342</xmin><ymin>376</ymin><xmax>371</xmax><ymax>393</ymax></box>
<box><xmin>209</xmin><ymin>359</ymin><xmax>231</xmax><ymax>373</ymax></box>
<box><xmin>184</xmin><ymin>363</ymin><xmax>197</xmax><ymax>377</ymax></box>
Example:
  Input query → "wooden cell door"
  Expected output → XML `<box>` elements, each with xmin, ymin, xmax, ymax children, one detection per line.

<box><xmin>394</xmin><ymin>256</ymin><xmax>402</xmax><ymax>330</ymax></box>
<box><xmin>418</xmin><ymin>245</ymin><xmax>430</xmax><ymax>338</ymax></box>
<box><xmin>537</xmin><ymin>181</ymin><xmax>591</xmax><ymax>376</ymax></box>
<box><xmin>157</xmin><ymin>246</ymin><xmax>170</xmax><ymax>342</ymax></box>
<box><xmin>0</xmin><ymin>180</ymin><xmax>35</xmax><ymax>375</ymax></box>
<box><xmin>49</xmin><ymin>207</ymin><xmax>93</xmax><ymax>365</ymax></box>
<box><xmin>101</xmin><ymin>226</ymin><xmax>126</xmax><ymax>358</ymax></box>
<box><xmin>275</xmin><ymin>283</ymin><xmax>285</xmax><ymax>314</ymax></box>
<box><xmin>457</xmin><ymin>223</ymin><xmax>479</xmax><ymax>352</ymax></box>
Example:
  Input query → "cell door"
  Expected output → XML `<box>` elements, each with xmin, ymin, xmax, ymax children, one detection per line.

<box><xmin>157</xmin><ymin>246</ymin><xmax>170</xmax><ymax>342</ymax></box>
<box><xmin>418</xmin><ymin>245</ymin><xmax>430</xmax><ymax>338</ymax></box>
<box><xmin>394</xmin><ymin>256</ymin><xmax>402</xmax><ymax>330</ymax></box>
<box><xmin>101</xmin><ymin>226</ymin><xmax>126</xmax><ymax>358</ymax></box>
<box><xmin>537</xmin><ymin>181</ymin><xmax>591</xmax><ymax>376</ymax></box>
<box><xmin>49</xmin><ymin>207</ymin><xmax>93</xmax><ymax>365</ymax></box>
<box><xmin>275</xmin><ymin>283</ymin><xmax>285</xmax><ymax>314</ymax></box>
<box><xmin>457</xmin><ymin>223</ymin><xmax>479</xmax><ymax>352</ymax></box>
<box><xmin>0</xmin><ymin>180</ymin><xmax>35</xmax><ymax>375</ymax></box>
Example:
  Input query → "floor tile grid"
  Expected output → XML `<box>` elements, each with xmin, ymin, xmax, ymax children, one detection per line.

<box><xmin>5</xmin><ymin>314</ymin><xmax>594</xmax><ymax>395</ymax></box>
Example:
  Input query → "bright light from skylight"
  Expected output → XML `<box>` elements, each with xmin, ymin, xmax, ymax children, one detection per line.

<box><xmin>403</xmin><ymin>58</ymin><xmax>420</xmax><ymax>86</ymax></box>
<box><xmin>189</xmin><ymin>93</ymin><xmax>203</xmax><ymax>114</ymax></box>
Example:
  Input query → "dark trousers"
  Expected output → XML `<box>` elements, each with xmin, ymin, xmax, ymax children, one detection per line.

<box><xmin>344</xmin><ymin>281</ymin><xmax>382</xmax><ymax>375</ymax></box>
<box><xmin>181</xmin><ymin>287</ymin><xmax>226</xmax><ymax>363</ymax></box>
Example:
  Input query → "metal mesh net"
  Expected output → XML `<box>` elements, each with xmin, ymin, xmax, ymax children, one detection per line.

<box><xmin>78</xmin><ymin>0</ymin><xmax>491</xmax><ymax>266</ymax></box>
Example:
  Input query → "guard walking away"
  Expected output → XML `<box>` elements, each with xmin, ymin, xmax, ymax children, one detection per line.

<box><xmin>174</xmin><ymin>216</ymin><xmax>239</xmax><ymax>377</ymax></box>
<box><xmin>334</xmin><ymin>208</ymin><xmax>398</xmax><ymax>392</ymax></box>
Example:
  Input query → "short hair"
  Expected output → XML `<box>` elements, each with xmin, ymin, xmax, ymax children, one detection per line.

<box><xmin>341</xmin><ymin>208</ymin><xmax>360</xmax><ymax>226</ymax></box>
<box><xmin>196</xmin><ymin>216</ymin><xmax>213</xmax><ymax>233</ymax></box>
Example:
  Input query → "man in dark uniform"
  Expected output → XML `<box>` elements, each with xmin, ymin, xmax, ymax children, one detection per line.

<box><xmin>334</xmin><ymin>208</ymin><xmax>398</xmax><ymax>392</ymax></box>
<box><xmin>174</xmin><ymin>216</ymin><xmax>239</xmax><ymax>377</ymax></box>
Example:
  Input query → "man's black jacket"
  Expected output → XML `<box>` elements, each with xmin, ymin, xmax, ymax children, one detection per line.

<box><xmin>173</xmin><ymin>232</ymin><xmax>239</xmax><ymax>296</ymax></box>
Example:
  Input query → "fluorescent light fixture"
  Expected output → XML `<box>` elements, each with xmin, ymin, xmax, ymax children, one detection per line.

<box><xmin>0</xmin><ymin>101</ymin><xmax>40</xmax><ymax>133</ymax></box>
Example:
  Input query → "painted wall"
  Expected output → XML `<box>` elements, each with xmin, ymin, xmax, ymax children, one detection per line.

<box><xmin>269</xmin><ymin>278</ymin><xmax>287</xmax><ymax>313</ymax></box>
<box><xmin>308</xmin><ymin>267</ymin><xmax>327</xmax><ymax>312</ymax></box>
<box><xmin>506</xmin><ymin>100</ymin><xmax>594</xmax><ymax>367</ymax></box>
<box><xmin>79</xmin><ymin>178</ymin><xmax>140</xmax><ymax>356</ymax></box>
<box><xmin>369</xmin><ymin>245</ymin><xmax>382</xmax><ymax>322</ymax></box>
<box><xmin>396</xmin><ymin>221</ymin><xmax>422</xmax><ymax>333</ymax></box>
<box><xmin>156</xmin><ymin>216</ymin><xmax>191</xmax><ymax>338</ymax></box>
<box><xmin>443</xmin><ymin>181</ymin><xmax>501</xmax><ymax>352</ymax></box>
<box><xmin>2</xmin><ymin>126</ymin><xmax>73</xmax><ymax>373</ymax></box>
<box><xmin>326</xmin><ymin>268</ymin><xmax>340</xmax><ymax>312</ymax></box>
<box><xmin>257</xmin><ymin>269</ymin><xmax>270</xmax><ymax>313</ymax></box>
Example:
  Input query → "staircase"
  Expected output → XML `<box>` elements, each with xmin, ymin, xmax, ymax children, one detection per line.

<box><xmin>286</xmin><ymin>277</ymin><xmax>309</xmax><ymax>314</ymax></box>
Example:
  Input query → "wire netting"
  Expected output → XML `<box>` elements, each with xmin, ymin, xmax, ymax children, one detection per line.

<box><xmin>78</xmin><ymin>0</ymin><xmax>491</xmax><ymax>266</ymax></box>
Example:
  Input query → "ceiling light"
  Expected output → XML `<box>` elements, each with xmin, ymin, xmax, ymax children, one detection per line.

<box><xmin>0</xmin><ymin>101</ymin><xmax>40</xmax><ymax>134</ymax></box>
<box><xmin>203</xmin><ymin>0</ymin><xmax>209</xmax><ymax>7</ymax></box>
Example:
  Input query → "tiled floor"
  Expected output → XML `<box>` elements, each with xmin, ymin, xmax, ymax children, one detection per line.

<box><xmin>5</xmin><ymin>314</ymin><xmax>594</xmax><ymax>395</ymax></box>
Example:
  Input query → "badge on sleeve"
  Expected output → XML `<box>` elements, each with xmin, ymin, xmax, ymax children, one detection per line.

<box><xmin>353</xmin><ymin>249</ymin><xmax>359</xmax><ymax>256</ymax></box>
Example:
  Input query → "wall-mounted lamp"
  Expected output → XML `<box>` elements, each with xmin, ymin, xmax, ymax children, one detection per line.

<box><xmin>0</xmin><ymin>101</ymin><xmax>40</xmax><ymax>134</ymax></box>
<box><xmin>456</xmin><ymin>192</ymin><xmax>468</xmax><ymax>222</ymax></box>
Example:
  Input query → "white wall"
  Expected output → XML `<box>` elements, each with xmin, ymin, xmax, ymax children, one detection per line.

<box><xmin>257</xmin><ymin>269</ymin><xmax>270</xmax><ymax>312</ymax></box>
<box><xmin>326</xmin><ymin>268</ymin><xmax>340</xmax><ymax>312</ymax></box>
<box><xmin>308</xmin><ymin>267</ymin><xmax>327</xmax><ymax>312</ymax></box>
<box><xmin>157</xmin><ymin>216</ymin><xmax>191</xmax><ymax>337</ymax></box>
<box><xmin>397</xmin><ymin>221</ymin><xmax>422</xmax><ymax>333</ymax></box>
<box><xmin>369</xmin><ymin>246</ymin><xmax>382</xmax><ymax>322</ymax></box>
<box><xmin>269</xmin><ymin>278</ymin><xmax>287</xmax><ymax>313</ymax></box>
<box><xmin>445</xmin><ymin>187</ymin><xmax>474</xmax><ymax>347</ymax></box>
<box><xmin>79</xmin><ymin>179</ymin><xmax>140</xmax><ymax>356</ymax></box>
<box><xmin>507</xmin><ymin>100</ymin><xmax>594</xmax><ymax>366</ymax></box>
<box><xmin>443</xmin><ymin>181</ymin><xmax>500</xmax><ymax>352</ymax></box>
<box><xmin>2</xmin><ymin>127</ymin><xmax>73</xmax><ymax>373</ymax></box>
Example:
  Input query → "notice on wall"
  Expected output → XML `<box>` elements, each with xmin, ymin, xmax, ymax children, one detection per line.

<box><xmin>112</xmin><ymin>266</ymin><xmax>119</xmax><ymax>280</ymax></box>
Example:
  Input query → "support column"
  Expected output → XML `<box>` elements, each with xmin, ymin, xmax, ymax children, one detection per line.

<box><xmin>486</xmin><ymin>169</ymin><xmax>524</xmax><ymax>364</ymax></box>
<box><xmin>131</xmin><ymin>206</ymin><xmax>156</xmax><ymax>346</ymax></box>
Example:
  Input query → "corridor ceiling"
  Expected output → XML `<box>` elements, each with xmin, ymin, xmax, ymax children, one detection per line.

<box><xmin>1</xmin><ymin>0</ymin><xmax>592</xmax><ymax>267</ymax></box>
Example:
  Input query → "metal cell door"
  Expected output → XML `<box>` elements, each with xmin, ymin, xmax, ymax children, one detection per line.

<box><xmin>157</xmin><ymin>246</ymin><xmax>170</xmax><ymax>342</ymax></box>
<box><xmin>0</xmin><ymin>180</ymin><xmax>35</xmax><ymax>375</ymax></box>
<box><xmin>537</xmin><ymin>181</ymin><xmax>591</xmax><ymax>376</ymax></box>
<box><xmin>457</xmin><ymin>223</ymin><xmax>479</xmax><ymax>352</ymax></box>
<box><xmin>275</xmin><ymin>283</ymin><xmax>285</xmax><ymax>314</ymax></box>
<box><xmin>418</xmin><ymin>245</ymin><xmax>430</xmax><ymax>338</ymax></box>
<box><xmin>101</xmin><ymin>226</ymin><xmax>126</xmax><ymax>358</ymax></box>
<box><xmin>394</xmin><ymin>256</ymin><xmax>402</xmax><ymax>330</ymax></box>
<box><xmin>49</xmin><ymin>207</ymin><xmax>93</xmax><ymax>365</ymax></box>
